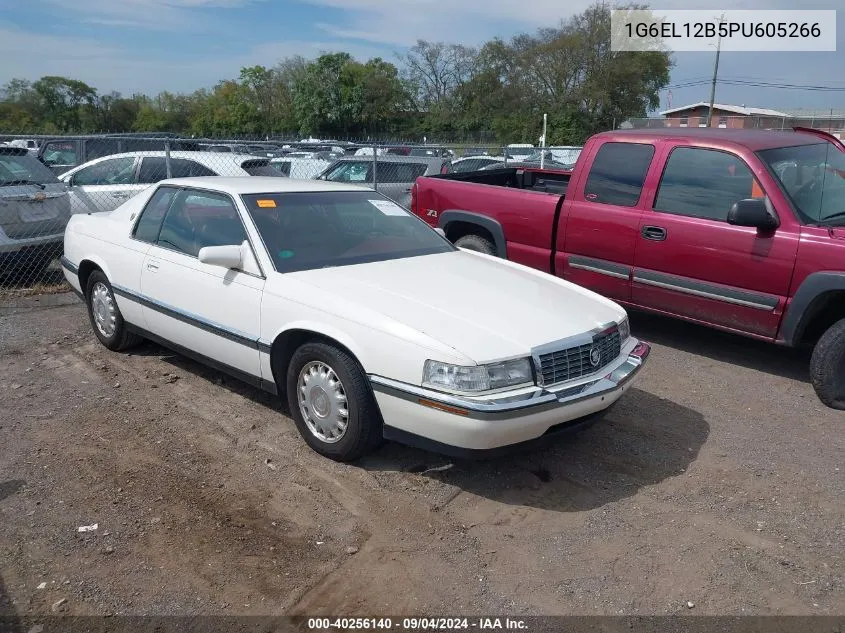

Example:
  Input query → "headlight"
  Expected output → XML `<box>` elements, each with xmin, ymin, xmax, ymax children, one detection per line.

<box><xmin>618</xmin><ymin>316</ymin><xmax>630</xmax><ymax>341</ymax></box>
<box><xmin>423</xmin><ymin>358</ymin><xmax>533</xmax><ymax>393</ymax></box>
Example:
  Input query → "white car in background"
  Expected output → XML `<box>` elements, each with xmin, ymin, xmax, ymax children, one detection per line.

<box><xmin>506</xmin><ymin>143</ymin><xmax>535</xmax><ymax>161</ymax></box>
<box><xmin>59</xmin><ymin>151</ymin><xmax>283</xmax><ymax>214</ymax></box>
<box><xmin>270</xmin><ymin>155</ymin><xmax>333</xmax><ymax>180</ymax></box>
<box><xmin>61</xmin><ymin>176</ymin><xmax>649</xmax><ymax>461</ymax></box>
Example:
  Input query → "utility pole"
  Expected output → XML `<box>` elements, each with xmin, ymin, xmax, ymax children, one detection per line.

<box><xmin>706</xmin><ymin>13</ymin><xmax>725</xmax><ymax>127</ymax></box>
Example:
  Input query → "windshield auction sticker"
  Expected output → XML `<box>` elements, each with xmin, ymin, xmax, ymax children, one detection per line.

<box><xmin>610</xmin><ymin>9</ymin><xmax>836</xmax><ymax>52</ymax></box>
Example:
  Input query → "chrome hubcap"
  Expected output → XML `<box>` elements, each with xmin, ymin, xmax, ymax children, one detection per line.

<box><xmin>91</xmin><ymin>282</ymin><xmax>117</xmax><ymax>338</ymax></box>
<box><xmin>298</xmin><ymin>361</ymin><xmax>348</xmax><ymax>443</ymax></box>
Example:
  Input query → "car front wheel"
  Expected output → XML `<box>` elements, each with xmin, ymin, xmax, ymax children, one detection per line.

<box><xmin>85</xmin><ymin>270</ymin><xmax>142</xmax><ymax>351</ymax></box>
<box><xmin>810</xmin><ymin>317</ymin><xmax>845</xmax><ymax>410</ymax></box>
<box><xmin>286</xmin><ymin>342</ymin><xmax>383</xmax><ymax>461</ymax></box>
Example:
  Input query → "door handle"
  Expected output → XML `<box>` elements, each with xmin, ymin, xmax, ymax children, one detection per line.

<box><xmin>145</xmin><ymin>261</ymin><xmax>159</xmax><ymax>272</ymax></box>
<box><xmin>641</xmin><ymin>225</ymin><xmax>667</xmax><ymax>241</ymax></box>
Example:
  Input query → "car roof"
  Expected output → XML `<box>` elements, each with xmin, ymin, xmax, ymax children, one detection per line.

<box><xmin>60</xmin><ymin>151</ymin><xmax>264</xmax><ymax>175</ymax></box>
<box><xmin>156</xmin><ymin>176</ymin><xmax>368</xmax><ymax>195</ymax></box>
<box><xmin>594</xmin><ymin>128</ymin><xmax>830</xmax><ymax>151</ymax></box>
<box><xmin>332</xmin><ymin>155</ymin><xmax>444</xmax><ymax>164</ymax></box>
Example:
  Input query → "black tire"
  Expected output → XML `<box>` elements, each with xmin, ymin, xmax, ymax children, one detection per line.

<box><xmin>286</xmin><ymin>342</ymin><xmax>383</xmax><ymax>461</ymax></box>
<box><xmin>454</xmin><ymin>234</ymin><xmax>496</xmax><ymax>255</ymax></box>
<box><xmin>810</xmin><ymin>318</ymin><xmax>845</xmax><ymax>410</ymax></box>
<box><xmin>85</xmin><ymin>270</ymin><xmax>142</xmax><ymax>352</ymax></box>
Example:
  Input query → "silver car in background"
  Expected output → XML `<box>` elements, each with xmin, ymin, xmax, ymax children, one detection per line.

<box><xmin>59</xmin><ymin>151</ymin><xmax>284</xmax><ymax>215</ymax></box>
<box><xmin>316</xmin><ymin>155</ymin><xmax>448</xmax><ymax>208</ymax></box>
<box><xmin>0</xmin><ymin>147</ymin><xmax>71</xmax><ymax>281</ymax></box>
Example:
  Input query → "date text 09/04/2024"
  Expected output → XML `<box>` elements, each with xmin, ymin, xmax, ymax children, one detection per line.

<box><xmin>307</xmin><ymin>618</ymin><xmax>528</xmax><ymax>630</ymax></box>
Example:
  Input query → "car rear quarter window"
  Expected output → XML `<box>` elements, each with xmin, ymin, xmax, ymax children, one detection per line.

<box><xmin>133</xmin><ymin>187</ymin><xmax>177</xmax><ymax>243</ymax></box>
<box><xmin>654</xmin><ymin>147</ymin><xmax>762</xmax><ymax>221</ymax></box>
<box><xmin>583</xmin><ymin>142</ymin><xmax>655</xmax><ymax>207</ymax></box>
<box><xmin>377</xmin><ymin>162</ymin><xmax>428</xmax><ymax>183</ymax></box>
<box><xmin>138</xmin><ymin>158</ymin><xmax>216</xmax><ymax>183</ymax></box>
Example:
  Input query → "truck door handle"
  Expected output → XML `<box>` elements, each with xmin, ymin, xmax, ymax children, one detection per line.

<box><xmin>146</xmin><ymin>261</ymin><xmax>159</xmax><ymax>272</ymax></box>
<box><xmin>641</xmin><ymin>225</ymin><xmax>667</xmax><ymax>241</ymax></box>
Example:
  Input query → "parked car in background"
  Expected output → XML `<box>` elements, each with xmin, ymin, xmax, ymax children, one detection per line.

<box><xmin>38</xmin><ymin>135</ymin><xmax>200</xmax><ymax>175</ymax></box>
<box><xmin>462</xmin><ymin>148</ymin><xmax>491</xmax><ymax>157</ymax></box>
<box><xmin>61</xmin><ymin>176</ymin><xmax>649</xmax><ymax>460</ymax></box>
<box><xmin>59</xmin><ymin>151</ymin><xmax>283</xmax><ymax>214</ymax></box>
<box><xmin>443</xmin><ymin>156</ymin><xmax>505</xmax><ymax>173</ymax></box>
<box><xmin>506</xmin><ymin>143</ymin><xmax>535</xmax><ymax>161</ymax></box>
<box><xmin>318</xmin><ymin>155</ymin><xmax>448</xmax><ymax>208</ymax></box>
<box><xmin>521</xmin><ymin>146</ymin><xmax>583</xmax><ymax>168</ymax></box>
<box><xmin>201</xmin><ymin>143</ymin><xmax>253</xmax><ymax>154</ymax></box>
<box><xmin>0</xmin><ymin>146</ymin><xmax>71</xmax><ymax>281</ymax></box>
<box><xmin>7</xmin><ymin>139</ymin><xmax>42</xmax><ymax>153</ymax></box>
<box><xmin>412</xmin><ymin>127</ymin><xmax>845</xmax><ymax>409</ymax></box>
<box><xmin>270</xmin><ymin>155</ymin><xmax>333</xmax><ymax>180</ymax></box>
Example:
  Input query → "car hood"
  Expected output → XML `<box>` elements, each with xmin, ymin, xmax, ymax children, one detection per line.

<box><xmin>286</xmin><ymin>251</ymin><xmax>625</xmax><ymax>363</ymax></box>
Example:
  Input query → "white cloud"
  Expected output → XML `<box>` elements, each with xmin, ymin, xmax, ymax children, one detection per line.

<box><xmin>40</xmin><ymin>0</ymin><xmax>265</xmax><ymax>30</ymax></box>
<box><xmin>0</xmin><ymin>23</ymin><xmax>389</xmax><ymax>94</ymax></box>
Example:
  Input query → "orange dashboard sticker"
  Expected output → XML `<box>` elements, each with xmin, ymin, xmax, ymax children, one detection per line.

<box><xmin>257</xmin><ymin>199</ymin><xmax>277</xmax><ymax>208</ymax></box>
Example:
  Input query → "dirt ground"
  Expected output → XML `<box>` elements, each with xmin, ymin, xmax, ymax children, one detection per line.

<box><xmin>0</xmin><ymin>290</ymin><xmax>843</xmax><ymax>617</ymax></box>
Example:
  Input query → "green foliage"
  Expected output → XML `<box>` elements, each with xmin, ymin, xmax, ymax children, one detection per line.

<box><xmin>0</xmin><ymin>3</ymin><xmax>670</xmax><ymax>142</ymax></box>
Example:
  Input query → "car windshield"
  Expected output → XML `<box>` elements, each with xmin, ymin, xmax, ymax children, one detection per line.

<box><xmin>0</xmin><ymin>151</ymin><xmax>61</xmax><ymax>185</ymax></box>
<box><xmin>759</xmin><ymin>141</ymin><xmax>845</xmax><ymax>225</ymax></box>
<box><xmin>242</xmin><ymin>190</ymin><xmax>454</xmax><ymax>273</ymax></box>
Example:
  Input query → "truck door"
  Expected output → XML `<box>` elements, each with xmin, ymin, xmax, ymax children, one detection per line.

<box><xmin>558</xmin><ymin>141</ymin><xmax>657</xmax><ymax>303</ymax></box>
<box><xmin>631</xmin><ymin>145</ymin><xmax>799</xmax><ymax>338</ymax></box>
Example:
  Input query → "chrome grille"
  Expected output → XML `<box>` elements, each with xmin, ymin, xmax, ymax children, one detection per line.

<box><xmin>538</xmin><ymin>328</ymin><xmax>621</xmax><ymax>386</ymax></box>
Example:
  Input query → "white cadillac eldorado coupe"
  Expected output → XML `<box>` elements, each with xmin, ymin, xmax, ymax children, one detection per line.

<box><xmin>61</xmin><ymin>177</ymin><xmax>650</xmax><ymax>460</ymax></box>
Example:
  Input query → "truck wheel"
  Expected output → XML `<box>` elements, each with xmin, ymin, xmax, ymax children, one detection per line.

<box><xmin>286</xmin><ymin>342</ymin><xmax>384</xmax><ymax>461</ymax></box>
<box><xmin>810</xmin><ymin>317</ymin><xmax>845</xmax><ymax>410</ymax></box>
<box><xmin>455</xmin><ymin>234</ymin><xmax>496</xmax><ymax>255</ymax></box>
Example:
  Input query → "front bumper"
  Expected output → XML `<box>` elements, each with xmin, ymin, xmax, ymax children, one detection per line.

<box><xmin>369</xmin><ymin>339</ymin><xmax>650</xmax><ymax>455</ymax></box>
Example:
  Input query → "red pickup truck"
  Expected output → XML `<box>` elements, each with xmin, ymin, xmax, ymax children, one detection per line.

<box><xmin>411</xmin><ymin>127</ymin><xmax>845</xmax><ymax>409</ymax></box>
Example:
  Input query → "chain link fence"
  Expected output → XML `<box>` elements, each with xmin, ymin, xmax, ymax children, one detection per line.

<box><xmin>3</xmin><ymin>133</ymin><xmax>554</xmax><ymax>293</ymax></box>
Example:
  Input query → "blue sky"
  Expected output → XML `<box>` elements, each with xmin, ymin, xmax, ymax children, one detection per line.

<box><xmin>1</xmin><ymin>0</ymin><xmax>843</xmax><ymax>114</ymax></box>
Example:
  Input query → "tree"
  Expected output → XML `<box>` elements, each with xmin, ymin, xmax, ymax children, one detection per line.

<box><xmin>31</xmin><ymin>76</ymin><xmax>98</xmax><ymax>132</ymax></box>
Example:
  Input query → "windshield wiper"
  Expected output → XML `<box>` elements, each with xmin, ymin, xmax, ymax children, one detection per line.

<box><xmin>817</xmin><ymin>211</ymin><xmax>845</xmax><ymax>226</ymax></box>
<box><xmin>0</xmin><ymin>180</ymin><xmax>46</xmax><ymax>189</ymax></box>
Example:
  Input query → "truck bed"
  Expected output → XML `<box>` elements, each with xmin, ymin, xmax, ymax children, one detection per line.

<box><xmin>428</xmin><ymin>167</ymin><xmax>571</xmax><ymax>196</ymax></box>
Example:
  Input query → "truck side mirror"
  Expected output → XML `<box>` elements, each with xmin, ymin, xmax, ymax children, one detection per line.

<box><xmin>727</xmin><ymin>198</ymin><xmax>779</xmax><ymax>231</ymax></box>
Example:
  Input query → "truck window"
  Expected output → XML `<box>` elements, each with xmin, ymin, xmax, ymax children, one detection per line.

<box><xmin>654</xmin><ymin>147</ymin><xmax>762</xmax><ymax>222</ymax></box>
<box><xmin>583</xmin><ymin>142</ymin><xmax>654</xmax><ymax>207</ymax></box>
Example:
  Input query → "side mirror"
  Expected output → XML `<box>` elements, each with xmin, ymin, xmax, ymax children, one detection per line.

<box><xmin>727</xmin><ymin>198</ymin><xmax>779</xmax><ymax>231</ymax></box>
<box><xmin>434</xmin><ymin>227</ymin><xmax>446</xmax><ymax>238</ymax></box>
<box><xmin>198</xmin><ymin>243</ymin><xmax>243</xmax><ymax>269</ymax></box>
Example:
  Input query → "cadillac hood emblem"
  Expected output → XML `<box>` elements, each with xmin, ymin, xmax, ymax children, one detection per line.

<box><xmin>589</xmin><ymin>346</ymin><xmax>602</xmax><ymax>367</ymax></box>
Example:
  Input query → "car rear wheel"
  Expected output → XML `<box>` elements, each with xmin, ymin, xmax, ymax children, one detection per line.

<box><xmin>85</xmin><ymin>270</ymin><xmax>142</xmax><ymax>351</ymax></box>
<box><xmin>810</xmin><ymin>317</ymin><xmax>845</xmax><ymax>410</ymax></box>
<box><xmin>454</xmin><ymin>234</ymin><xmax>496</xmax><ymax>255</ymax></box>
<box><xmin>286</xmin><ymin>342</ymin><xmax>383</xmax><ymax>461</ymax></box>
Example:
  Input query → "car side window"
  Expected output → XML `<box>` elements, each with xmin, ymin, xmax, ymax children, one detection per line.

<box><xmin>133</xmin><ymin>187</ymin><xmax>177</xmax><ymax>243</ymax></box>
<box><xmin>654</xmin><ymin>147</ymin><xmax>763</xmax><ymax>222</ymax></box>
<box><xmin>41</xmin><ymin>141</ymin><xmax>78</xmax><ymax>166</ymax></box>
<box><xmin>86</xmin><ymin>139</ymin><xmax>121</xmax><ymax>160</ymax></box>
<box><xmin>138</xmin><ymin>158</ymin><xmax>217</xmax><ymax>183</ymax></box>
<box><xmin>583</xmin><ymin>142</ymin><xmax>655</xmax><ymax>207</ymax></box>
<box><xmin>378</xmin><ymin>163</ymin><xmax>427</xmax><ymax>183</ymax></box>
<box><xmin>156</xmin><ymin>189</ymin><xmax>247</xmax><ymax>258</ymax></box>
<box><xmin>326</xmin><ymin>162</ymin><xmax>371</xmax><ymax>183</ymax></box>
<box><xmin>72</xmin><ymin>157</ymin><xmax>136</xmax><ymax>186</ymax></box>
